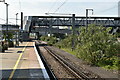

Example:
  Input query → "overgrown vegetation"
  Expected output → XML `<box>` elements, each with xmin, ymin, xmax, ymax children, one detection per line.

<box><xmin>39</xmin><ymin>25</ymin><xmax>120</xmax><ymax>70</ymax></box>
<box><xmin>3</xmin><ymin>32</ymin><xmax>14</xmax><ymax>47</ymax></box>
<box><xmin>39</xmin><ymin>33</ymin><xmax>66</xmax><ymax>46</ymax></box>
<box><xmin>55</xmin><ymin>24</ymin><xmax>120</xmax><ymax>70</ymax></box>
<box><xmin>39</xmin><ymin>35</ymin><xmax>57</xmax><ymax>46</ymax></box>
<box><xmin>0</xmin><ymin>32</ymin><xmax>14</xmax><ymax>52</ymax></box>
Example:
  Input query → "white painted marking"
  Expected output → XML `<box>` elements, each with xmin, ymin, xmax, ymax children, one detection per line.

<box><xmin>33</xmin><ymin>42</ymin><xmax>50</xmax><ymax>79</ymax></box>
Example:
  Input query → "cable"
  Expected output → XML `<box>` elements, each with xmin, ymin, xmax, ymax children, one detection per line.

<box><xmin>48</xmin><ymin>0</ymin><xmax>58</xmax><ymax>13</ymax></box>
<box><xmin>53</xmin><ymin>0</ymin><xmax>68</xmax><ymax>13</ymax></box>
<box><xmin>19</xmin><ymin>0</ymin><xmax>21</xmax><ymax>12</ymax></box>
<box><xmin>96</xmin><ymin>4</ymin><xmax>117</xmax><ymax>14</ymax></box>
<box><xmin>0</xmin><ymin>18</ymin><xmax>15</xmax><ymax>24</ymax></box>
<box><xmin>9</xmin><ymin>18</ymin><xmax>21</xmax><ymax>20</ymax></box>
<box><xmin>101</xmin><ymin>5</ymin><xmax>117</xmax><ymax>12</ymax></box>
<box><xmin>0</xmin><ymin>18</ymin><xmax>5</xmax><ymax>21</ymax></box>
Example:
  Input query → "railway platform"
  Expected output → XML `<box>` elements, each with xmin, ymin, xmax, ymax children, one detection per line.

<box><xmin>0</xmin><ymin>41</ymin><xmax>49</xmax><ymax>79</ymax></box>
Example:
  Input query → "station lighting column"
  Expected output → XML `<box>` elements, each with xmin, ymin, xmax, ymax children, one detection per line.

<box><xmin>86</xmin><ymin>9</ymin><xmax>93</xmax><ymax>27</ymax></box>
<box><xmin>4</xmin><ymin>2</ymin><xmax>9</xmax><ymax>45</ymax></box>
<box><xmin>16</xmin><ymin>13</ymin><xmax>18</xmax><ymax>25</ymax></box>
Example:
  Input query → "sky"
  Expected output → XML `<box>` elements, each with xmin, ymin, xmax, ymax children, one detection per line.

<box><xmin>0</xmin><ymin>0</ymin><xmax>120</xmax><ymax>25</ymax></box>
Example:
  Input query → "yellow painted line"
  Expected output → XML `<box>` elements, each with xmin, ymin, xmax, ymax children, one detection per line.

<box><xmin>8</xmin><ymin>42</ymin><xmax>29</xmax><ymax>80</ymax></box>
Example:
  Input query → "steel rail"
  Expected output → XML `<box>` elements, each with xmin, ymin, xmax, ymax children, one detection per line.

<box><xmin>35</xmin><ymin>41</ymin><xmax>57</xmax><ymax>80</ymax></box>
<box><xmin>44</xmin><ymin>46</ymin><xmax>91</xmax><ymax>79</ymax></box>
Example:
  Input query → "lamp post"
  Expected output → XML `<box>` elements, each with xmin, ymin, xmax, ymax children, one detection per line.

<box><xmin>16</xmin><ymin>13</ymin><xmax>18</xmax><ymax>25</ymax></box>
<box><xmin>86</xmin><ymin>8</ymin><xmax>93</xmax><ymax>27</ymax></box>
<box><xmin>4</xmin><ymin>3</ymin><xmax>9</xmax><ymax>44</ymax></box>
<box><xmin>15</xmin><ymin>13</ymin><xmax>19</xmax><ymax>46</ymax></box>
<box><xmin>4</xmin><ymin>3</ymin><xmax>9</xmax><ymax>25</ymax></box>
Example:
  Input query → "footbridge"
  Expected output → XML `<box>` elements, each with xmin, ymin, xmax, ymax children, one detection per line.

<box><xmin>23</xmin><ymin>16</ymin><xmax>120</xmax><ymax>35</ymax></box>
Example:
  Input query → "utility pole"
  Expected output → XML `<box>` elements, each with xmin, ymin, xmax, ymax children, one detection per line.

<box><xmin>16</xmin><ymin>13</ymin><xmax>18</xmax><ymax>25</ymax></box>
<box><xmin>15</xmin><ymin>13</ymin><xmax>19</xmax><ymax>46</ymax></box>
<box><xmin>4</xmin><ymin>2</ymin><xmax>9</xmax><ymax>43</ymax></box>
<box><xmin>72</xmin><ymin>14</ymin><xmax>75</xmax><ymax>51</ymax></box>
<box><xmin>5</xmin><ymin>3</ymin><xmax>9</xmax><ymax>25</ymax></box>
<box><xmin>86</xmin><ymin>9</ymin><xmax>88</xmax><ymax>27</ymax></box>
<box><xmin>21</xmin><ymin>12</ymin><xmax>23</xmax><ymax>30</ymax></box>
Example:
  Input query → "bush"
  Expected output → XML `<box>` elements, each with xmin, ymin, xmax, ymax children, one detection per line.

<box><xmin>8</xmin><ymin>41</ymin><xmax>14</xmax><ymax>47</ymax></box>
<box><xmin>76</xmin><ymin>25</ymin><xmax>119</xmax><ymax>65</ymax></box>
<box><xmin>40</xmin><ymin>36</ymin><xmax>57</xmax><ymax>46</ymax></box>
<box><xmin>0</xmin><ymin>45</ymin><xmax>5</xmax><ymax>52</ymax></box>
<box><xmin>0</xmin><ymin>41</ymin><xmax>8</xmax><ymax>52</ymax></box>
<box><xmin>40</xmin><ymin>36</ymin><xmax>48</xmax><ymax>41</ymax></box>
<box><xmin>4</xmin><ymin>42</ymin><xmax>8</xmax><ymax>50</ymax></box>
<box><xmin>55</xmin><ymin>24</ymin><xmax>120</xmax><ymax>69</ymax></box>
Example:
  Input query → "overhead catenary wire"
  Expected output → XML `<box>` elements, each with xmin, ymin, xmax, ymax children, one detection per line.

<box><xmin>9</xmin><ymin>18</ymin><xmax>21</xmax><ymax>20</ymax></box>
<box><xmin>0</xmin><ymin>18</ymin><xmax>5</xmax><ymax>21</ymax></box>
<box><xmin>19</xmin><ymin>0</ymin><xmax>21</xmax><ymax>12</ymax></box>
<box><xmin>0</xmin><ymin>18</ymin><xmax>15</xmax><ymax>24</ymax></box>
<box><xmin>53</xmin><ymin>0</ymin><xmax>68</xmax><ymax>13</ymax></box>
<box><xmin>95</xmin><ymin>4</ymin><xmax>117</xmax><ymax>14</ymax></box>
<box><xmin>47</xmin><ymin>0</ymin><xmax>58</xmax><ymax>13</ymax></box>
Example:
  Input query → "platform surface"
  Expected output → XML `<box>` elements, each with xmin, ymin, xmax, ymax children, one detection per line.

<box><xmin>0</xmin><ymin>41</ymin><xmax>49</xmax><ymax>79</ymax></box>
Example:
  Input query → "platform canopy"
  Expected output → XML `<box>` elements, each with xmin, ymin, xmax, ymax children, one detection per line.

<box><xmin>0</xmin><ymin>24</ymin><xmax>19</xmax><ymax>31</ymax></box>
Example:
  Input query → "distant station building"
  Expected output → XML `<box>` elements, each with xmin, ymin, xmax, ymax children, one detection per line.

<box><xmin>0</xmin><ymin>24</ymin><xmax>19</xmax><ymax>31</ymax></box>
<box><xmin>0</xmin><ymin>24</ymin><xmax>19</xmax><ymax>41</ymax></box>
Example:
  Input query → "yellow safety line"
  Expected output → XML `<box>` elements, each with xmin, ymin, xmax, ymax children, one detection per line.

<box><xmin>8</xmin><ymin>42</ymin><xmax>29</xmax><ymax>80</ymax></box>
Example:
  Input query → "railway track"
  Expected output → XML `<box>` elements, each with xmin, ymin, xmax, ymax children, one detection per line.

<box><xmin>35</xmin><ymin>41</ymin><xmax>57</xmax><ymax>80</ymax></box>
<box><xmin>44</xmin><ymin>46</ymin><xmax>91</xmax><ymax>79</ymax></box>
<box><xmin>36</xmin><ymin>40</ymin><xmax>100</xmax><ymax>79</ymax></box>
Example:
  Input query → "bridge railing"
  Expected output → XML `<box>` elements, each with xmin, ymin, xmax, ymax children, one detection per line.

<box><xmin>31</xmin><ymin>17</ymin><xmax>120</xmax><ymax>27</ymax></box>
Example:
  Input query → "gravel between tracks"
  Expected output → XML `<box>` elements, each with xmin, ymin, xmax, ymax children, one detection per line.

<box><xmin>39</xmin><ymin>46</ymin><xmax>75</xmax><ymax>78</ymax></box>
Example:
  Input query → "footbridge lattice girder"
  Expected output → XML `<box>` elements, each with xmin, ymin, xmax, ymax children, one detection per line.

<box><xmin>23</xmin><ymin>16</ymin><xmax>120</xmax><ymax>34</ymax></box>
<box><xmin>31</xmin><ymin>16</ymin><xmax>120</xmax><ymax>27</ymax></box>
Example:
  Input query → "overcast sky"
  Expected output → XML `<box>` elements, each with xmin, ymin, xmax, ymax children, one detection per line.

<box><xmin>0</xmin><ymin>0</ymin><xmax>120</xmax><ymax>25</ymax></box>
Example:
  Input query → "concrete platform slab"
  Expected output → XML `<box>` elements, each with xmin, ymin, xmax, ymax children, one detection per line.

<box><xmin>0</xmin><ymin>41</ymin><xmax>49</xmax><ymax>79</ymax></box>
